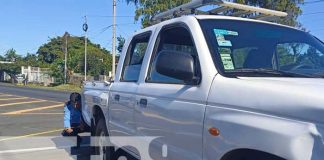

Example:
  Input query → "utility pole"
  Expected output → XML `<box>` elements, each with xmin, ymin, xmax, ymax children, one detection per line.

<box><xmin>83</xmin><ymin>16</ymin><xmax>88</xmax><ymax>81</ymax></box>
<box><xmin>112</xmin><ymin>0</ymin><xmax>116</xmax><ymax>78</ymax></box>
<box><xmin>63</xmin><ymin>32</ymin><xmax>69</xmax><ymax>84</ymax></box>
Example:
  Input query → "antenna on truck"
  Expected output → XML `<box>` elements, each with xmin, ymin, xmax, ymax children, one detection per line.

<box><xmin>152</xmin><ymin>0</ymin><xmax>288</xmax><ymax>23</ymax></box>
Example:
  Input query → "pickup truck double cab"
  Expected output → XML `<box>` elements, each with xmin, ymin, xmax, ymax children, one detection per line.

<box><xmin>82</xmin><ymin>11</ymin><xmax>324</xmax><ymax>160</ymax></box>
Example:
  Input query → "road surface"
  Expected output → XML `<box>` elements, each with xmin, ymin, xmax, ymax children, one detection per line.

<box><xmin>0</xmin><ymin>83</ymin><xmax>92</xmax><ymax>160</ymax></box>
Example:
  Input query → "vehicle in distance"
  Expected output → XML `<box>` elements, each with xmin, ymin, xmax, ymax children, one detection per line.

<box><xmin>82</xmin><ymin>2</ymin><xmax>324</xmax><ymax>160</ymax></box>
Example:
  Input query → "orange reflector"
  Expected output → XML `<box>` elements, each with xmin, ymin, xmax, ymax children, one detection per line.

<box><xmin>208</xmin><ymin>127</ymin><xmax>220</xmax><ymax>136</ymax></box>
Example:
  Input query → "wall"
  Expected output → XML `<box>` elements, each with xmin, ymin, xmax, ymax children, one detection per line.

<box><xmin>21</xmin><ymin>66</ymin><xmax>54</xmax><ymax>86</ymax></box>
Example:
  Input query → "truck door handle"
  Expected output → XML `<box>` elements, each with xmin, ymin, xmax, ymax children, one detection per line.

<box><xmin>114</xmin><ymin>95</ymin><xmax>120</xmax><ymax>101</ymax></box>
<box><xmin>139</xmin><ymin>98</ymin><xmax>147</xmax><ymax>107</ymax></box>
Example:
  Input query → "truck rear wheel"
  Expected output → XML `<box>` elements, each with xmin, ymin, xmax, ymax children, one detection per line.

<box><xmin>221</xmin><ymin>149</ymin><xmax>285</xmax><ymax>160</ymax></box>
<box><xmin>94</xmin><ymin>118</ymin><xmax>114</xmax><ymax>160</ymax></box>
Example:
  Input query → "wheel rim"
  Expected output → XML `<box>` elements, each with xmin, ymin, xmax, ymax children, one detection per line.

<box><xmin>99</xmin><ymin>131</ymin><xmax>107</xmax><ymax>160</ymax></box>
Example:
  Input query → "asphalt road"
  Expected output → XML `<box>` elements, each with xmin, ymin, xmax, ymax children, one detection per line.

<box><xmin>0</xmin><ymin>83</ymin><xmax>92</xmax><ymax>160</ymax></box>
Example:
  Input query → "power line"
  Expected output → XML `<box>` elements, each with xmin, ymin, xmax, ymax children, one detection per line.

<box><xmin>88</xmin><ymin>23</ymin><xmax>137</xmax><ymax>39</ymax></box>
<box><xmin>89</xmin><ymin>25</ymin><xmax>114</xmax><ymax>39</ymax></box>
<box><xmin>303</xmin><ymin>0</ymin><xmax>324</xmax><ymax>4</ymax></box>
<box><xmin>117</xmin><ymin>23</ymin><xmax>138</xmax><ymax>26</ymax></box>
<box><xmin>116</xmin><ymin>25</ymin><xmax>130</xmax><ymax>37</ymax></box>
<box><xmin>86</xmin><ymin>15</ymin><xmax>134</xmax><ymax>18</ymax></box>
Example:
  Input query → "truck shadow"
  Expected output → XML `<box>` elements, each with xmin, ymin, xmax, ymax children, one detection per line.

<box><xmin>51</xmin><ymin>134</ymin><xmax>138</xmax><ymax>160</ymax></box>
<box><xmin>51</xmin><ymin>134</ymin><xmax>92</xmax><ymax>160</ymax></box>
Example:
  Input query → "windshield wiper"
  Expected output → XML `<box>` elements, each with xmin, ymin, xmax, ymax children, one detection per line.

<box><xmin>228</xmin><ymin>68</ymin><xmax>314</xmax><ymax>78</ymax></box>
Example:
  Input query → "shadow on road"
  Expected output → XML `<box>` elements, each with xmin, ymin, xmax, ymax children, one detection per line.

<box><xmin>51</xmin><ymin>135</ymin><xmax>137</xmax><ymax>160</ymax></box>
<box><xmin>51</xmin><ymin>135</ymin><xmax>92</xmax><ymax>160</ymax></box>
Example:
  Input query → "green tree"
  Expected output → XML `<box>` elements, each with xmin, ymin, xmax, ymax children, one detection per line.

<box><xmin>37</xmin><ymin>37</ymin><xmax>64</xmax><ymax>63</ymax></box>
<box><xmin>127</xmin><ymin>0</ymin><xmax>303</xmax><ymax>27</ymax></box>
<box><xmin>5</xmin><ymin>48</ymin><xmax>21</xmax><ymax>62</ymax></box>
<box><xmin>0</xmin><ymin>63</ymin><xmax>21</xmax><ymax>84</ymax></box>
<box><xmin>37</xmin><ymin>33</ymin><xmax>112</xmax><ymax>83</ymax></box>
<box><xmin>81</xmin><ymin>45</ymin><xmax>112</xmax><ymax>77</ymax></box>
<box><xmin>234</xmin><ymin>0</ymin><xmax>303</xmax><ymax>27</ymax></box>
<box><xmin>24</xmin><ymin>53</ymin><xmax>39</xmax><ymax>67</ymax></box>
<box><xmin>117</xmin><ymin>35</ymin><xmax>126</xmax><ymax>54</ymax></box>
<box><xmin>0</xmin><ymin>49</ymin><xmax>22</xmax><ymax>83</ymax></box>
<box><xmin>50</xmin><ymin>59</ymin><xmax>65</xmax><ymax>84</ymax></box>
<box><xmin>127</xmin><ymin>0</ymin><xmax>190</xmax><ymax>27</ymax></box>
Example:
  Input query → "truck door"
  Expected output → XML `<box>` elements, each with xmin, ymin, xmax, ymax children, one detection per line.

<box><xmin>109</xmin><ymin>32</ymin><xmax>152</xmax><ymax>139</ymax></box>
<box><xmin>135</xmin><ymin>24</ymin><xmax>212</xmax><ymax>160</ymax></box>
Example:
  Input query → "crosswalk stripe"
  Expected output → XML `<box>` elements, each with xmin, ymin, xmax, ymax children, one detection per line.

<box><xmin>0</xmin><ymin>97</ymin><xmax>29</xmax><ymax>101</ymax></box>
<box><xmin>2</xmin><ymin>104</ymin><xmax>63</xmax><ymax>115</ymax></box>
<box><xmin>0</xmin><ymin>129</ymin><xmax>63</xmax><ymax>142</ymax></box>
<box><xmin>0</xmin><ymin>100</ymin><xmax>47</xmax><ymax>107</ymax></box>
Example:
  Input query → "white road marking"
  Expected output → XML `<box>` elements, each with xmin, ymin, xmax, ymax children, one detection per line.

<box><xmin>0</xmin><ymin>146</ymin><xmax>70</xmax><ymax>154</ymax></box>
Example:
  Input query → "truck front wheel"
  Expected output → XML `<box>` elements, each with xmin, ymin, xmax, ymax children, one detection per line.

<box><xmin>94</xmin><ymin>118</ymin><xmax>114</xmax><ymax>160</ymax></box>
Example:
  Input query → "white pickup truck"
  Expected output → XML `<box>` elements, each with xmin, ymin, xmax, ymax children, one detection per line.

<box><xmin>82</xmin><ymin>1</ymin><xmax>324</xmax><ymax>160</ymax></box>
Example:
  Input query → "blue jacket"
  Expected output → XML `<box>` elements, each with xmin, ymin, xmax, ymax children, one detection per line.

<box><xmin>63</xmin><ymin>102</ymin><xmax>81</xmax><ymax>128</ymax></box>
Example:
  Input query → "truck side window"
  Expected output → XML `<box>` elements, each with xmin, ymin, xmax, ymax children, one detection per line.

<box><xmin>121</xmin><ymin>32</ymin><xmax>151</xmax><ymax>82</ymax></box>
<box><xmin>147</xmin><ymin>25</ymin><xmax>200</xmax><ymax>84</ymax></box>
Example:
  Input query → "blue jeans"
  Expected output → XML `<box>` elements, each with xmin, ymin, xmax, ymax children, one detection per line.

<box><xmin>61</xmin><ymin>123</ymin><xmax>82</xmax><ymax>147</ymax></box>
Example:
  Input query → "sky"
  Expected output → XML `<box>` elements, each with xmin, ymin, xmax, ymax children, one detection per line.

<box><xmin>0</xmin><ymin>0</ymin><xmax>323</xmax><ymax>56</ymax></box>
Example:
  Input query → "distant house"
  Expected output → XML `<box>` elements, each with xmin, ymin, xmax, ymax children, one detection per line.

<box><xmin>21</xmin><ymin>66</ymin><xmax>54</xmax><ymax>86</ymax></box>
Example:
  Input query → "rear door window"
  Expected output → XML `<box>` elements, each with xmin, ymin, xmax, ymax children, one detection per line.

<box><xmin>121</xmin><ymin>32</ymin><xmax>151</xmax><ymax>82</ymax></box>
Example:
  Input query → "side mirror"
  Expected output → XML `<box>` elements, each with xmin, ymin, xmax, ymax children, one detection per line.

<box><xmin>155</xmin><ymin>50</ymin><xmax>195</xmax><ymax>82</ymax></box>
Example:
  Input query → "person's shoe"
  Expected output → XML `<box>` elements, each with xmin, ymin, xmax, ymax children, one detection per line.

<box><xmin>76</xmin><ymin>136</ymin><xmax>82</xmax><ymax>148</ymax></box>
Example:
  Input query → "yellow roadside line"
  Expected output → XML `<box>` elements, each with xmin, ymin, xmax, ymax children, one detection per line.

<box><xmin>14</xmin><ymin>113</ymin><xmax>63</xmax><ymax>115</ymax></box>
<box><xmin>0</xmin><ymin>93</ymin><xmax>63</xmax><ymax>103</ymax></box>
<box><xmin>0</xmin><ymin>94</ymin><xmax>15</xmax><ymax>97</ymax></box>
<box><xmin>0</xmin><ymin>100</ymin><xmax>47</xmax><ymax>107</ymax></box>
<box><xmin>2</xmin><ymin>104</ymin><xmax>63</xmax><ymax>115</ymax></box>
<box><xmin>0</xmin><ymin>129</ymin><xmax>63</xmax><ymax>142</ymax></box>
<box><xmin>0</xmin><ymin>97</ymin><xmax>29</xmax><ymax>101</ymax></box>
<box><xmin>46</xmin><ymin>100</ymin><xmax>65</xmax><ymax>104</ymax></box>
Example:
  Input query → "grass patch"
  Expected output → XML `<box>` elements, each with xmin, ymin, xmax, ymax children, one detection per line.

<box><xmin>52</xmin><ymin>84</ymin><xmax>82</xmax><ymax>92</ymax></box>
<box><xmin>23</xmin><ymin>84</ymin><xmax>82</xmax><ymax>93</ymax></box>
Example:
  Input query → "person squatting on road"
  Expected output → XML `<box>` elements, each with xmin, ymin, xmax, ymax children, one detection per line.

<box><xmin>61</xmin><ymin>92</ymin><xmax>84</xmax><ymax>147</ymax></box>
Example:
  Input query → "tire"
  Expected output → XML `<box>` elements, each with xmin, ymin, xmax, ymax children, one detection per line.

<box><xmin>91</xmin><ymin>118</ymin><xmax>96</xmax><ymax>136</ymax></box>
<box><xmin>81</xmin><ymin>115</ymin><xmax>91</xmax><ymax>132</ymax></box>
<box><xmin>221</xmin><ymin>149</ymin><xmax>285</xmax><ymax>160</ymax></box>
<box><xmin>94</xmin><ymin>118</ymin><xmax>114</xmax><ymax>160</ymax></box>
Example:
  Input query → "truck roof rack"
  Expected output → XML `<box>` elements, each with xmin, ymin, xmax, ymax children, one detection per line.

<box><xmin>152</xmin><ymin>0</ymin><xmax>288</xmax><ymax>23</ymax></box>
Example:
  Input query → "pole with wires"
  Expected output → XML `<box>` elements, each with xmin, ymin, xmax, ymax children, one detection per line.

<box><xmin>112</xmin><ymin>0</ymin><xmax>116</xmax><ymax>78</ymax></box>
<box><xmin>83</xmin><ymin>16</ymin><xmax>88</xmax><ymax>81</ymax></box>
<box><xmin>63</xmin><ymin>32</ymin><xmax>69</xmax><ymax>84</ymax></box>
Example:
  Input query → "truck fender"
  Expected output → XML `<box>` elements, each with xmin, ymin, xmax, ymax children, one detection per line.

<box><xmin>203</xmin><ymin>106</ymin><xmax>320</xmax><ymax>160</ymax></box>
<box><xmin>83</xmin><ymin>90</ymin><xmax>109</xmax><ymax>128</ymax></box>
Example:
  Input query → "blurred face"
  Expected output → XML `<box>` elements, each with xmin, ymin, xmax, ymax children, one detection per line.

<box><xmin>74</xmin><ymin>101</ymin><xmax>81</xmax><ymax>109</ymax></box>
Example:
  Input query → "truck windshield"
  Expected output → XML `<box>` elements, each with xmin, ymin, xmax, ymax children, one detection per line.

<box><xmin>199</xmin><ymin>19</ymin><xmax>324</xmax><ymax>78</ymax></box>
